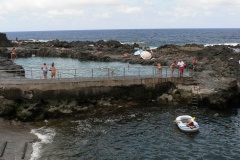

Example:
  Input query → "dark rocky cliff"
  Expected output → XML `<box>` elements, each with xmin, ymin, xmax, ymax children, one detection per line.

<box><xmin>0</xmin><ymin>33</ymin><xmax>12</xmax><ymax>47</ymax></box>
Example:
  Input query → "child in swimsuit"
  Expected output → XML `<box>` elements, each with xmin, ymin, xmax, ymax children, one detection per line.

<box><xmin>157</xmin><ymin>63</ymin><xmax>162</xmax><ymax>76</ymax></box>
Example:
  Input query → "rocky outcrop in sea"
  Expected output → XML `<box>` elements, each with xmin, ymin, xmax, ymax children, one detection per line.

<box><xmin>0</xmin><ymin>38</ymin><xmax>239</xmax><ymax>121</ymax></box>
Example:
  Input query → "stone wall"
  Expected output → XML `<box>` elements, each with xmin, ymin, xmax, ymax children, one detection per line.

<box><xmin>0</xmin><ymin>77</ymin><xmax>188</xmax><ymax>121</ymax></box>
<box><xmin>0</xmin><ymin>77</ymin><xmax>188</xmax><ymax>100</ymax></box>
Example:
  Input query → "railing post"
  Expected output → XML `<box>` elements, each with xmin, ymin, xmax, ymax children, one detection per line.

<box><xmin>74</xmin><ymin>69</ymin><xmax>76</xmax><ymax>79</ymax></box>
<box><xmin>108</xmin><ymin>68</ymin><xmax>110</xmax><ymax>79</ymax></box>
<box><xmin>165</xmin><ymin>67</ymin><xmax>167</xmax><ymax>77</ymax></box>
<box><xmin>19</xmin><ymin>69</ymin><xmax>21</xmax><ymax>81</ymax></box>
<box><xmin>152</xmin><ymin>67</ymin><xmax>155</xmax><ymax>78</ymax></box>
<box><xmin>138</xmin><ymin>67</ymin><xmax>140</xmax><ymax>78</ymax></box>
<box><xmin>124</xmin><ymin>67</ymin><xmax>125</xmax><ymax>79</ymax></box>
<box><xmin>92</xmin><ymin>68</ymin><xmax>94</xmax><ymax>79</ymax></box>
<box><xmin>31</xmin><ymin>68</ymin><xmax>33</xmax><ymax>79</ymax></box>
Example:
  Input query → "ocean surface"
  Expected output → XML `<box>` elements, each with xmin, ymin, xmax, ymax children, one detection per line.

<box><xmin>3</xmin><ymin>29</ymin><xmax>240</xmax><ymax>160</ymax></box>
<box><xmin>5</xmin><ymin>28</ymin><xmax>240</xmax><ymax>48</ymax></box>
<box><xmin>30</xmin><ymin>105</ymin><xmax>240</xmax><ymax>160</ymax></box>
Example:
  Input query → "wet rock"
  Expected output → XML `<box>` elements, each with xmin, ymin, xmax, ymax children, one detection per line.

<box><xmin>0</xmin><ymin>39</ymin><xmax>240</xmax><ymax>121</ymax></box>
<box><xmin>97</xmin><ymin>99</ymin><xmax>112</xmax><ymax>107</ymax></box>
<box><xmin>59</xmin><ymin>105</ymin><xmax>73</xmax><ymax>114</ymax></box>
<box><xmin>214</xmin><ymin>113</ymin><xmax>219</xmax><ymax>117</ymax></box>
<box><xmin>157</xmin><ymin>94</ymin><xmax>173</xmax><ymax>104</ymax></box>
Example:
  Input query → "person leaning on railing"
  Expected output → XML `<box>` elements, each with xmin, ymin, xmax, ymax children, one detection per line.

<box><xmin>170</xmin><ymin>61</ymin><xmax>176</xmax><ymax>77</ymax></box>
<box><xmin>49</xmin><ymin>63</ymin><xmax>56</xmax><ymax>78</ymax></box>
<box><xmin>177</xmin><ymin>58</ymin><xmax>185</xmax><ymax>77</ymax></box>
<box><xmin>41</xmin><ymin>63</ymin><xmax>48</xmax><ymax>79</ymax></box>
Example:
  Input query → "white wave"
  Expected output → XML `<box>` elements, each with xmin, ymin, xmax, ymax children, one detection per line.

<box><xmin>30</xmin><ymin>127</ymin><xmax>56</xmax><ymax>160</ymax></box>
<box><xmin>204</xmin><ymin>43</ymin><xmax>240</xmax><ymax>47</ymax></box>
<box><xmin>232</xmin><ymin>48</ymin><xmax>240</xmax><ymax>52</ymax></box>
<box><xmin>27</xmin><ymin>39</ymin><xmax>49</xmax><ymax>42</ymax></box>
<box><xmin>120</xmin><ymin>41</ymin><xmax>145</xmax><ymax>45</ymax></box>
<box><xmin>149</xmin><ymin>46</ymin><xmax>158</xmax><ymax>50</ymax></box>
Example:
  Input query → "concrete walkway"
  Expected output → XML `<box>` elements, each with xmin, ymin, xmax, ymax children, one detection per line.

<box><xmin>0</xmin><ymin>119</ymin><xmax>37</xmax><ymax>160</ymax></box>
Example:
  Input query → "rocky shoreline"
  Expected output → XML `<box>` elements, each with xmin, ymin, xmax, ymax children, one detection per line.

<box><xmin>0</xmin><ymin>33</ymin><xmax>240</xmax><ymax>122</ymax></box>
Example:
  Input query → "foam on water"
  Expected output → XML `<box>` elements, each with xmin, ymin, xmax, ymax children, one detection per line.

<box><xmin>204</xmin><ymin>43</ymin><xmax>240</xmax><ymax>47</ymax></box>
<box><xmin>30</xmin><ymin>127</ymin><xmax>56</xmax><ymax>160</ymax></box>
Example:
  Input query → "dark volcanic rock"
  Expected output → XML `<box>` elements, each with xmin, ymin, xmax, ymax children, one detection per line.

<box><xmin>0</xmin><ymin>57</ymin><xmax>25</xmax><ymax>76</ymax></box>
<box><xmin>0</xmin><ymin>38</ymin><xmax>240</xmax><ymax>121</ymax></box>
<box><xmin>0</xmin><ymin>33</ymin><xmax>12</xmax><ymax>47</ymax></box>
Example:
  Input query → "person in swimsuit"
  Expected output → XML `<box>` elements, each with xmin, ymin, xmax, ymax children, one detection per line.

<box><xmin>186</xmin><ymin>121</ymin><xmax>196</xmax><ymax>129</ymax></box>
<box><xmin>177</xmin><ymin>58</ymin><xmax>185</xmax><ymax>77</ymax></box>
<box><xmin>157</xmin><ymin>63</ymin><xmax>162</xmax><ymax>76</ymax></box>
<box><xmin>41</xmin><ymin>63</ymin><xmax>48</xmax><ymax>79</ymax></box>
<box><xmin>192</xmin><ymin>57</ymin><xmax>198</xmax><ymax>71</ymax></box>
<box><xmin>11</xmin><ymin>48</ymin><xmax>17</xmax><ymax>61</ymax></box>
<box><xmin>170</xmin><ymin>61</ymin><xmax>176</xmax><ymax>77</ymax></box>
<box><xmin>49</xmin><ymin>63</ymin><xmax>56</xmax><ymax>78</ymax></box>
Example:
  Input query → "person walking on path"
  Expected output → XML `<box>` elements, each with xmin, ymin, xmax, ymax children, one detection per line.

<box><xmin>41</xmin><ymin>63</ymin><xmax>48</xmax><ymax>79</ymax></box>
<box><xmin>170</xmin><ymin>61</ymin><xmax>176</xmax><ymax>77</ymax></box>
<box><xmin>177</xmin><ymin>58</ymin><xmax>185</xmax><ymax>77</ymax></box>
<box><xmin>49</xmin><ymin>63</ymin><xmax>56</xmax><ymax>78</ymax></box>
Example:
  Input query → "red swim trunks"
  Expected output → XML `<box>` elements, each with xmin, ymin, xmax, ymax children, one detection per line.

<box><xmin>51</xmin><ymin>71</ymin><xmax>56</xmax><ymax>75</ymax></box>
<box><xmin>180</xmin><ymin>67</ymin><xmax>184</xmax><ymax>72</ymax></box>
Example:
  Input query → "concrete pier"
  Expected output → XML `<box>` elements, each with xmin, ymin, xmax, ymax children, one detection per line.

<box><xmin>0</xmin><ymin>76</ymin><xmax>191</xmax><ymax>101</ymax></box>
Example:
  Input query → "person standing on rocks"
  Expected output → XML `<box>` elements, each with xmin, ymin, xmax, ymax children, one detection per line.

<box><xmin>10</xmin><ymin>48</ymin><xmax>17</xmax><ymax>62</ymax></box>
<box><xmin>192</xmin><ymin>57</ymin><xmax>198</xmax><ymax>71</ymax></box>
<box><xmin>41</xmin><ymin>63</ymin><xmax>48</xmax><ymax>79</ymax></box>
<box><xmin>177</xmin><ymin>58</ymin><xmax>185</xmax><ymax>77</ymax></box>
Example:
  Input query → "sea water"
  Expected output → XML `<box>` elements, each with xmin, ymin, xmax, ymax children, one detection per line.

<box><xmin>5</xmin><ymin>28</ymin><xmax>240</xmax><ymax>48</ymax></box>
<box><xmin>29</xmin><ymin>105</ymin><xmax>240</xmax><ymax>160</ymax></box>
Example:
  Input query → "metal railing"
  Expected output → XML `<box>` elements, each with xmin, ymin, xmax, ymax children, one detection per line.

<box><xmin>0</xmin><ymin>66</ymin><xmax>190</xmax><ymax>82</ymax></box>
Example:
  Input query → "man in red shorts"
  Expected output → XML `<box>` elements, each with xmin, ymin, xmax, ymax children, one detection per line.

<box><xmin>177</xmin><ymin>58</ymin><xmax>185</xmax><ymax>77</ymax></box>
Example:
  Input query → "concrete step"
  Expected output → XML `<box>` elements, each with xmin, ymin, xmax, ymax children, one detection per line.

<box><xmin>0</xmin><ymin>141</ymin><xmax>32</xmax><ymax>160</ymax></box>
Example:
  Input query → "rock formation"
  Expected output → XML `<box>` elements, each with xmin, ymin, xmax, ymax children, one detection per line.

<box><xmin>0</xmin><ymin>39</ymin><xmax>239</xmax><ymax>121</ymax></box>
<box><xmin>0</xmin><ymin>33</ymin><xmax>12</xmax><ymax>47</ymax></box>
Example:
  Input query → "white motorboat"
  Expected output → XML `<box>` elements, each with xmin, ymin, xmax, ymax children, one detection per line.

<box><xmin>174</xmin><ymin>115</ymin><xmax>199</xmax><ymax>132</ymax></box>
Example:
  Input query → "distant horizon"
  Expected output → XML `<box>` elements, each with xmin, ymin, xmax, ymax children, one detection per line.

<box><xmin>1</xmin><ymin>1</ymin><xmax>240</xmax><ymax>33</ymax></box>
<box><xmin>3</xmin><ymin>28</ymin><xmax>240</xmax><ymax>33</ymax></box>
<box><xmin>4</xmin><ymin>28</ymin><xmax>240</xmax><ymax>48</ymax></box>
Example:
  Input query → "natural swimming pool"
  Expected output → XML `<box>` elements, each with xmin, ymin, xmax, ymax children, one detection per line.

<box><xmin>15</xmin><ymin>57</ymin><xmax>189</xmax><ymax>79</ymax></box>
